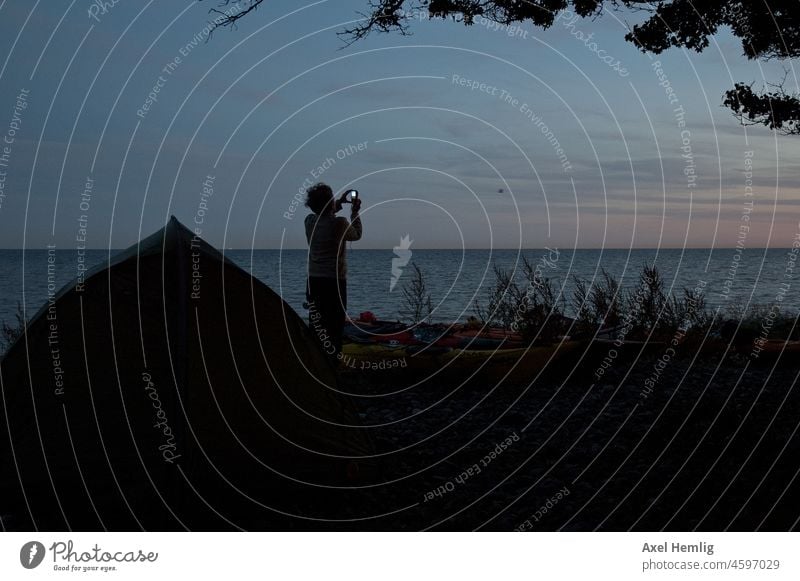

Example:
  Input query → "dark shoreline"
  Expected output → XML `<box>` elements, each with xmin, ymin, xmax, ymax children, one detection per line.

<box><xmin>336</xmin><ymin>345</ymin><xmax>800</xmax><ymax>531</ymax></box>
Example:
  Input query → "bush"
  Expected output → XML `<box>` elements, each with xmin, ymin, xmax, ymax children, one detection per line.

<box><xmin>1</xmin><ymin>302</ymin><xmax>25</xmax><ymax>356</ymax></box>
<box><xmin>472</xmin><ymin>263</ymin><xmax>521</xmax><ymax>330</ymax></box>
<box><xmin>473</xmin><ymin>257</ymin><xmax>568</xmax><ymax>342</ymax></box>
<box><xmin>626</xmin><ymin>263</ymin><xmax>668</xmax><ymax>337</ymax></box>
<box><xmin>718</xmin><ymin>302</ymin><xmax>800</xmax><ymax>344</ymax></box>
<box><xmin>514</xmin><ymin>256</ymin><xmax>568</xmax><ymax>341</ymax></box>
<box><xmin>467</xmin><ymin>260</ymin><xmax>800</xmax><ymax>349</ymax></box>
<box><xmin>572</xmin><ymin>268</ymin><xmax>622</xmax><ymax>336</ymax></box>
<box><xmin>400</xmin><ymin>262</ymin><xmax>433</xmax><ymax>324</ymax></box>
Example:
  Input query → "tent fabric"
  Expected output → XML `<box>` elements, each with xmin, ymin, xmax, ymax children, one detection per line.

<box><xmin>0</xmin><ymin>217</ymin><xmax>372</xmax><ymax>530</ymax></box>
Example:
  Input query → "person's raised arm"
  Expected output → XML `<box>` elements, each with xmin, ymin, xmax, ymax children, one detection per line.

<box><xmin>337</xmin><ymin>196</ymin><xmax>362</xmax><ymax>242</ymax></box>
<box><xmin>345</xmin><ymin>196</ymin><xmax>362</xmax><ymax>241</ymax></box>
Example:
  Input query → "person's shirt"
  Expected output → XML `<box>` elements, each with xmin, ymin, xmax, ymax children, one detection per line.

<box><xmin>304</xmin><ymin>212</ymin><xmax>362</xmax><ymax>279</ymax></box>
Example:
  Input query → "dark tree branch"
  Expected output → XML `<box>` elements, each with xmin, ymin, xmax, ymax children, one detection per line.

<box><xmin>724</xmin><ymin>75</ymin><xmax>800</xmax><ymax>136</ymax></box>
<box><xmin>202</xmin><ymin>0</ymin><xmax>800</xmax><ymax>134</ymax></box>
<box><xmin>199</xmin><ymin>0</ymin><xmax>267</xmax><ymax>34</ymax></box>
<box><xmin>338</xmin><ymin>0</ymin><xmax>415</xmax><ymax>46</ymax></box>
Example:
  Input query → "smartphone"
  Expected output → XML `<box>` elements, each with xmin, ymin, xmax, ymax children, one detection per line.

<box><xmin>344</xmin><ymin>189</ymin><xmax>358</xmax><ymax>203</ymax></box>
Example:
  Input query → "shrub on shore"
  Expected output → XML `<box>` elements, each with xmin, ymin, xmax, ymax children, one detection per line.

<box><xmin>1</xmin><ymin>302</ymin><xmax>25</xmax><ymax>356</ymax></box>
<box><xmin>472</xmin><ymin>259</ymin><xmax>798</xmax><ymax>348</ymax></box>
<box><xmin>719</xmin><ymin>301</ymin><xmax>800</xmax><ymax>345</ymax></box>
<box><xmin>572</xmin><ymin>268</ymin><xmax>622</xmax><ymax>337</ymax></box>
<box><xmin>472</xmin><ymin>257</ymin><xmax>569</xmax><ymax>343</ymax></box>
<box><xmin>399</xmin><ymin>262</ymin><xmax>433</xmax><ymax>324</ymax></box>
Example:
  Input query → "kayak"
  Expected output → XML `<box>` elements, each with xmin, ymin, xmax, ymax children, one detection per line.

<box><xmin>343</xmin><ymin>317</ymin><xmax>527</xmax><ymax>352</ymax></box>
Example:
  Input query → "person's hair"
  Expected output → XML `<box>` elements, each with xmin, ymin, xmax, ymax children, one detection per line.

<box><xmin>305</xmin><ymin>183</ymin><xmax>334</xmax><ymax>215</ymax></box>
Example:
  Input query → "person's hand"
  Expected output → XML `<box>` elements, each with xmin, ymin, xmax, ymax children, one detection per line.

<box><xmin>334</xmin><ymin>192</ymin><xmax>347</xmax><ymax>213</ymax></box>
<box><xmin>351</xmin><ymin>196</ymin><xmax>361</xmax><ymax>214</ymax></box>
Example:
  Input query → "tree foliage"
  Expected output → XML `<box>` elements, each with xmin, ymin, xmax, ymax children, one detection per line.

<box><xmin>724</xmin><ymin>78</ymin><xmax>800</xmax><ymax>135</ymax></box>
<box><xmin>205</xmin><ymin>0</ymin><xmax>800</xmax><ymax>133</ymax></box>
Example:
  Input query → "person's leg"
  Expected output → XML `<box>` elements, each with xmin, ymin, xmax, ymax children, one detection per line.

<box><xmin>308</xmin><ymin>276</ymin><xmax>340</xmax><ymax>364</ymax></box>
<box><xmin>330</xmin><ymin>277</ymin><xmax>347</xmax><ymax>356</ymax></box>
<box><xmin>307</xmin><ymin>277</ymin><xmax>331</xmax><ymax>356</ymax></box>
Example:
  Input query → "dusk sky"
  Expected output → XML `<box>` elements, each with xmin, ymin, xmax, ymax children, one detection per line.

<box><xmin>0</xmin><ymin>0</ymin><xmax>798</xmax><ymax>249</ymax></box>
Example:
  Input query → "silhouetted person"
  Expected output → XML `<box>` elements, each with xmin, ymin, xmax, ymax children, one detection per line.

<box><xmin>304</xmin><ymin>183</ymin><xmax>362</xmax><ymax>363</ymax></box>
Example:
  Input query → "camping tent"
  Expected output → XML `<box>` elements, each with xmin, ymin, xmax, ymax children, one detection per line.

<box><xmin>0</xmin><ymin>217</ymin><xmax>373</xmax><ymax>530</ymax></box>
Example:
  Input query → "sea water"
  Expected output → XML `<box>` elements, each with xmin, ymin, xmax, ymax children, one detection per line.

<box><xmin>0</xmin><ymin>248</ymin><xmax>796</xmax><ymax>330</ymax></box>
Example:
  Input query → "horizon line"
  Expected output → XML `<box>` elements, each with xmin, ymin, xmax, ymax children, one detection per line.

<box><xmin>2</xmin><ymin>246</ymin><xmax>797</xmax><ymax>251</ymax></box>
